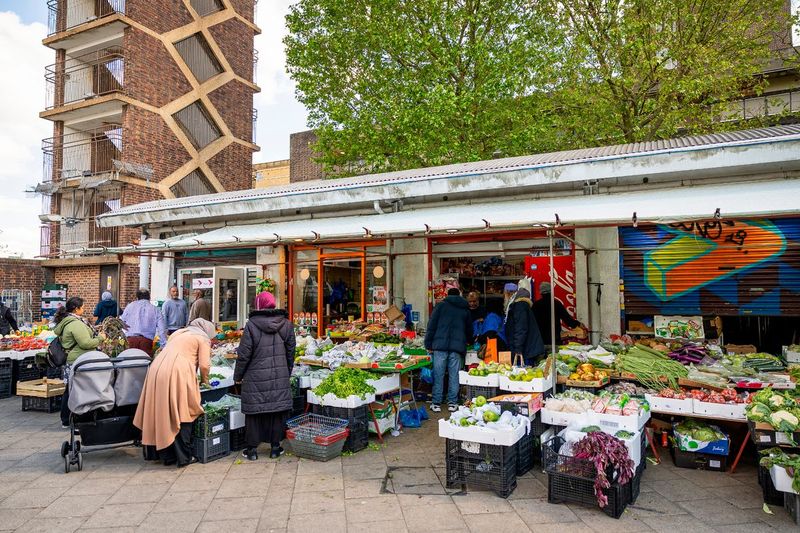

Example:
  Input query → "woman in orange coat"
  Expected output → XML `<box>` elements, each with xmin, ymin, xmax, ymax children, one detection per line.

<box><xmin>134</xmin><ymin>318</ymin><xmax>214</xmax><ymax>467</ymax></box>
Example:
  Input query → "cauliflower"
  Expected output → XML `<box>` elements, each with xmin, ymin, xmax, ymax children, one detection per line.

<box><xmin>770</xmin><ymin>410</ymin><xmax>799</xmax><ymax>432</ymax></box>
<box><xmin>769</xmin><ymin>394</ymin><xmax>787</xmax><ymax>409</ymax></box>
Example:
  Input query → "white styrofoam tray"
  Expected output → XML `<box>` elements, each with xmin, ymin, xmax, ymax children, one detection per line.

<box><xmin>229</xmin><ymin>409</ymin><xmax>245</xmax><ymax>430</ymax></box>
<box><xmin>540</xmin><ymin>408</ymin><xmax>587</xmax><ymax>428</ymax></box>
<box><xmin>645</xmin><ymin>394</ymin><xmax>694</xmax><ymax>415</ymax></box>
<box><xmin>306</xmin><ymin>389</ymin><xmax>375</xmax><ymax>408</ymax></box>
<box><xmin>692</xmin><ymin>400</ymin><xmax>747</xmax><ymax>420</ymax></box>
<box><xmin>770</xmin><ymin>465</ymin><xmax>799</xmax><ymax>494</ymax></box>
<box><xmin>498</xmin><ymin>373</ymin><xmax>553</xmax><ymax>393</ymax></box>
<box><xmin>366</xmin><ymin>373</ymin><xmax>401</xmax><ymax>395</ymax></box>
<box><xmin>458</xmin><ymin>370</ymin><xmax>500</xmax><ymax>387</ymax></box>
<box><xmin>438</xmin><ymin>418</ymin><xmax>525</xmax><ymax>446</ymax></box>
<box><xmin>594</xmin><ymin>409</ymin><xmax>650</xmax><ymax>432</ymax></box>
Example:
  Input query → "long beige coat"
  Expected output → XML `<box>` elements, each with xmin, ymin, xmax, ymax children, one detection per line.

<box><xmin>133</xmin><ymin>329</ymin><xmax>211</xmax><ymax>450</ymax></box>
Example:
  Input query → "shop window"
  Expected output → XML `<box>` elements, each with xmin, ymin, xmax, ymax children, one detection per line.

<box><xmin>170</xmin><ymin>169</ymin><xmax>215</xmax><ymax>198</ymax></box>
<box><xmin>190</xmin><ymin>0</ymin><xmax>224</xmax><ymax>17</ymax></box>
<box><xmin>172</xmin><ymin>101</ymin><xmax>222</xmax><ymax>149</ymax></box>
<box><xmin>175</xmin><ymin>33</ymin><xmax>223</xmax><ymax>83</ymax></box>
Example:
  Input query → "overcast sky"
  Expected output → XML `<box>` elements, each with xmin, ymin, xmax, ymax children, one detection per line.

<box><xmin>0</xmin><ymin>1</ymin><xmax>308</xmax><ymax>258</ymax></box>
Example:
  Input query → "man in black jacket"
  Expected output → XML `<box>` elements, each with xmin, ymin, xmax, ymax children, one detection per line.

<box><xmin>532</xmin><ymin>282</ymin><xmax>584</xmax><ymax>348</ymax></box>
<box><xmin>0</xmin><ymin>302</ymin><xmax>18</xmax><ymax>335</ymax></box>
<box><xmin>424</xmin><ymin>288</ymin><xmax>472</xmax><ymax>413</ymax></box>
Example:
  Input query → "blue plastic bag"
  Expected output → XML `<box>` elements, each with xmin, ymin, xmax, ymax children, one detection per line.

<box><xmin>420</xmin><ymin>366</ymin><xmax>433</xmax><ymax>384</ymax></box>
<box><xmin>399</xmin><ymin>407</ymin><xmax>429</xmax><ymax>428</ymax></box>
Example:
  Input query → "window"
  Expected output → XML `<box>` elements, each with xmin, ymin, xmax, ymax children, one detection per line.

<box><xmin>190</xmin><ymin>0</ymin><xmax>223</xmax><ymax>17</ymax></box>
<box><xmin>175</xmin><ymin>33</ymin><xmax>222</xmax><ymax>83</ymax></box>
<box><xmin>172</xmin><ymin>101</ymin><xmax>222</xmax><ymax>149</ymax></box>
<box><xmin>793</xmin><ymin>0</ymin><xmax>800</xmax><ymax>48</ymax></box>
<box><xmin>170</xmin><ymin>169</ymin><xmax>215</xmax><ymax>197</ymax></box>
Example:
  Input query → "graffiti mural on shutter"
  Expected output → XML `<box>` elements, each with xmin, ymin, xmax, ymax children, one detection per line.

<box><xmin>620</xmin><ymin>219</ymin><xmax>800</xmax><ymax>316</ymax></box>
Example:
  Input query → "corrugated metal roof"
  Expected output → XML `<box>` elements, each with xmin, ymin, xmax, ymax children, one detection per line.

<box><xmin>101</xmin><ymin>124</ymin><xmax>800</xmax><ymax>218</ymax></box>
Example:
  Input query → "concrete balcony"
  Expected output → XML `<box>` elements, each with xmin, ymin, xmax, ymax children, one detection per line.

<box><xmin>44</xmin><ymin>0</ymin><xmax>128</xmax><ymax>51</ymax></box>
<box><xmin>45</xmin><ymin>46</ymin><xmax>125</xmax><ymax>112</ymax></box>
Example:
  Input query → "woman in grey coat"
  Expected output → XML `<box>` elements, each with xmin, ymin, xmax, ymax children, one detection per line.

<box><xmin>234</xmin><ymin>291</ymin><xmax>296</xmax><ymax>460</ymax></box>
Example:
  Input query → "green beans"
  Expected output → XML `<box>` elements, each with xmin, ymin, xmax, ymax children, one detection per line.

<box><xmin>618</xmin><ymin>346</ymin><xmax>689</xmax><ymax>390</ymax></box>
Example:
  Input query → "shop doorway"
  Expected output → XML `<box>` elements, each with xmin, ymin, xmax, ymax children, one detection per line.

<box><xmin>177</xmin><ymin>266</ymin><xmax>254</xmax><ymax>328</ymax></box>
<box><xmin>321</xmin><ymin>254</ymin><xmax>365</xmax><ymax>327</ymax></box>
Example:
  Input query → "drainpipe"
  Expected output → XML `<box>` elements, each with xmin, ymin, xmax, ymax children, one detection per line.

<box><xmin>139</xmin><ymin>231</ymin><xmax>150</xmax><ymax>291</ymax></box>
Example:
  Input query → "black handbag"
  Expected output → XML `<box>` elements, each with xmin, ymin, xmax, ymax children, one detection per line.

<box><xmin>46</xmin><ymin>337</ymin><xmax>68</xmax><ymax>368</ymax></box>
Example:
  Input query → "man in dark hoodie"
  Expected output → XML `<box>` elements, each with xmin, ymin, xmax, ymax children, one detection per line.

<box><xmin>505</xmin><ymin>281</ymin><xmax>545</xmax><ymax>366</ymax></box>
<box><xmin>425</xmin><ymin>288</ymin><xmax>472</xmax><ymax>413</ymax></box>
<box><xmin>93</xmin><ymin>291</ymin><xmax>118</xmax><ymax>325</ymax></box>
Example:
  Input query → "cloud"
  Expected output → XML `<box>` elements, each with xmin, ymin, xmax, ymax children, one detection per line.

<box><xmin>0</xmin><ymin>11</ymin><xmax>51</xmax><ymax>258</ymax></box>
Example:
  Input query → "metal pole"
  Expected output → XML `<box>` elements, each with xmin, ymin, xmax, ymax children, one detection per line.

<box><xmin>548</xmin><ymin>228</ymin><xmax>557</xmax><ymax>392</ymax></box>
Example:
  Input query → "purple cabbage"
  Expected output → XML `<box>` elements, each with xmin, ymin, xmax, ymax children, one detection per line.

<box><xmin>573</xmin><ymin>432</ymin><xmax>635</xmax><ymax>508</ymax></box>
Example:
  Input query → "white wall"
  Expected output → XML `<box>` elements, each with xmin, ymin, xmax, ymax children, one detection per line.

<box><xmin>575</xmin><ymin>227</ymin><xmax>622</xmax><ymax>341</ymax></box>
<box><xmin>391</xmin><ymin>238</ymin><xmax>429</xmax><ymax>325</ymax></box>
<box><xmin>149</xmin><ymin>254</ymin><xmax>174</xmax><ymax>304</ymax></box>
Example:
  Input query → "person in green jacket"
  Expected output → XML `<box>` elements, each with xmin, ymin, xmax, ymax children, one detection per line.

<box><xmin>54</xmin><ymin>297</ymin><xmax>105</xmax><ymax>427</ymax></box>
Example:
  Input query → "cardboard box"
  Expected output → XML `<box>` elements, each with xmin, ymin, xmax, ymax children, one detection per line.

<box><xmin>726</xmin><ymin>344</ymin><xmax>757</xmax><ymax>355</ymax></box>
<box><xmin>438</xmin><ymin>418</ymin><xmax>525</xmax><ymax>446</ymax></box>
<box><xmin>674</xmin><ymin>424</ymin><xmax>730</xmax><ymax>456</ymax></box>
<box><xmin>671</xmin><ymin>446</ymin><xmax>727</xmax><ymax>471</ymax></box>
<box><xmin>749</xmin><ymin>421</ymin><xmax>800</xmax><ymax>447</ymax></box>
<box><xmin>489</xmin><ymin>393</ymin><xmax>543</xmax><ymax>418</ymax></box>
<box><xmin>384</xmin><ymin>305</ymin><xmax>405</xmax><ymax>324</ymax></box>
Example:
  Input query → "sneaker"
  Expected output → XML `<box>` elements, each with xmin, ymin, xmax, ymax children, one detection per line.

<box><xmin>430</xmin><ymin>404</ymin><xmax>441</xmax><ymax>413</ymax></box>
<box><xmin>242</xmin><ymin>448</ymin><xmax>258</xmax><ymax>461</ymax></box>
<box><xmin>269</xmin><ymin>446</ymin><xmax>284</xmax><ymax>459</ymax></box>
<box><xmin>448</xmin><ymin>403</ymin><xmax>458</xmax><ymax>412</ymax></box>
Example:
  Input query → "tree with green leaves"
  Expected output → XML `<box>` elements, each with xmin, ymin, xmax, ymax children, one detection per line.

<box><xmin>549</xmin><ymin>0</ymin><xmax>794</xmax><ymax>144</ymax></box>
<box><xmin>285</xmin><ymin>0</ymin><xmax>795</xmax><ymax>176</ymax></box>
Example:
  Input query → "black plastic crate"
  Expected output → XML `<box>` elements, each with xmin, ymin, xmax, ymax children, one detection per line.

<box><xmin>628</xmin><ymin>462</ymin><xmax>644</xmax><ymax>504</ymax></box>
<box><xmin>464</xmin><ymin>385</ymin><xmax>499</xmax><ymax>402</ymax></box>
<box><xmin>44</xmin><ymin>366</ymin><xmax>63</xmax><ymax>379</ymax></box>
<box><xmin>311</xmin><ymin>404</ymin><xmax>370</xmax><ymax>453</ymax></box>
<box><xmin>671</xmin><ymin>446</ymin><xmax>727</xmax><ymax>472</ymax></box>
<box><xmin>21</xmin><ymin>395</ymin><xmax>62</xmax><ymax>413</ymax></box>
<box><xmin>0</xmin><ymin>359</ymin><xmax>12</xmax><ymax>380</ymax></box>
<box><xmin>0</xmin><ymin>376</ymin><xmax>12</xmax><ymax>399</ymax></box>
<box><xmin>543</xmin><ymin>436</ymin><xmax>612</xmax><ymax>479</ymax></box>
<box><xmin>548</xmin><ymin>471</ymin><xmax>629</xmax><ymax>519</ymax></box>
<box><xmin>759</xmin><ymin>464</ymin><xmax>785</xmax><ymax>506</ymax></box>
<box><xmin>786</xmin><ymin>492</ymin><xmax>800</xmax><ymax>525</ymax></box>
<box><xmin>291</xmin><ymin>394</ymin><xmax>307</xmax><ymax>417</ymax></box>
<box><xmin>15</xmin><ymin>357</ymin><xmax>42</xmax><ymax>384</ymax></box>
<box><xmin>193</xmin><ymin>407</ymin><xmax>230</xmax><ymax>438</ymax></box>
<box><xmin>445</xmin><ymin>438</ymin><xmax>517</xmax><ymax>498</ymax></box>
<box><xmin>193</xmin><ymin>432</ymin><xmax>230</xmax><ymax>463</ymax></box>
<box><xmin>229</xmin><ymin>427</ymin><xmax>247</xmax><ymax>452</ymax></box>
<box><xmin>516</xmin><ymin>431</ymin><xmax>535</xmax><ymax>476</ymax></box>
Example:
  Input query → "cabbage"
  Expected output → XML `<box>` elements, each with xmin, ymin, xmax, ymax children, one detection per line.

<box><xmin>746</xmin><ymin>402</ymin><xmax>773</xmax><ymax>423</ymax></box>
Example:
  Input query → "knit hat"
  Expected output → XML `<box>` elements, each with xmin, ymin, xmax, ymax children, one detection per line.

<box><xmin>101</xmin><ymin>291</ymin><xmax>113</xmax><ymax>301</ymax></box>
<box><xmin>503</xmin><ymin>283</ymin><xmax>518</xmax><ymax>293</ymax></box>
<box><xmin>540</xmin><ymin>282</ymin><xmax>552</xmax><ymax>294</ymax></box>
<box><xmin>255</xmin><ymin>291</ymin><xmax>276</xmax><ymax>310</ymax></box>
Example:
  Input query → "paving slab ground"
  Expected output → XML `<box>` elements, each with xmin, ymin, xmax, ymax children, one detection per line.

<box><xmin>0</xmin><ymin>396</ymin><xmax>797</xmax><ymax>532</ymax></box>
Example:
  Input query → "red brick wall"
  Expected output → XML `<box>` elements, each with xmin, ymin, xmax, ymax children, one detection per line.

<box><xmin>0</xmin><ymin>259</ymin><xmax>46</xmax><ymax>322</ymax></box>
<box><xmin>227</xmin><ymin>0</ymin><xmax>256</xmax><ymax>23</ymax></box>
<box><xmin>53</xmin><ymin>265</ymin><xmax>101</xmax><ymax>319</ymax></box>
<box><xmin>208</xmin><ymin>81</ymin><xmax>254</xmax><ymax>142</ymax></box>
<box><xmin>208</xmin><ymin>18</ymin><xmax>254</xmax><ymax>82</ymax></box>
<box><xmin>290</xmin><ymin>130</ymin><xmax>326</xmax><ymax>182</ymax></box>
<box><xmin>120</xmin><ymin>263</ymin><xmax>141</xmax><ymax>307</ymax></box>
<box><xmin>124</xmin><ymin>28</ymin><xmax>193</xmax><ymax>108</ymax></box>
<box><xmin>122</xmin><ymin>106</ymin><xmax>192</xmax><ymax>185</ymax></box>
<box><xmin>207</xmin><ymin>142</ymin><xmax>253</xmax><ymax>191</ymax></box>
<box><xmin>127</xmin><ymin>0</ymin><xmax>194</xmax><ymax>34</ymax></box>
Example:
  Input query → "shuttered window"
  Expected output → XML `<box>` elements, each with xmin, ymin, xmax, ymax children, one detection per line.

<box><xmin>172</xmin><ymin>101</ymin><xmax>222</xmax><ymax>149</ymax></box>
<box><xmin>190</xmin><ymin>0</ymin><xmax>224</xmax><ymax>17</ymax></box>
<box><xmin>170</xmin><ymin>169</ymin><xmax>215</xmax><ymax>197</ymax></box>
<box><xmin>175</xmin><ymin>33</ymin><xmax>222</xmax><ymax>83</ymax></box>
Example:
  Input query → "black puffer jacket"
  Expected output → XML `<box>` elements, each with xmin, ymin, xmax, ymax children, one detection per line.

<box><xmin>424</xmin><ymin>295</ymin><xmax>473</xmax><ymax>355</ymax></box>
<box><xmin>505</xmin><ymin>297</ymin><xmax>545</xmax><ymax>365</ymax></box>
<box><xmin>234</xmin><ymin>309</ymin><xmax>296</xmax><ymax>414</ymax></box>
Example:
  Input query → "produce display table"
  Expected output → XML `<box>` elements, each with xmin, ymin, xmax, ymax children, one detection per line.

<box><xmin>0</xmin><ymin>350</ymin><xmax>44</xmax><ymax>361</ymax></box>
<box><xmin>646</xmin><ymin>410</ymin><xmax>751</xmax><ymax>473</ymax></box>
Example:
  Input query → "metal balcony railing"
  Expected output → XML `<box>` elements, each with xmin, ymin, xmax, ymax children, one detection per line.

<box><xmin>253</xmin><ymin>48</ymin><xmax>259</xmax><ymax>84</ymax></box>
<box><xmin>252</xmin><ymin>108</ymin><xmax>258</xmax><ymax>143</ymax></box>
<box><xmin>720</xmin><ymin>89</ymin><xmax>800</xmax><ymax>122</ymax></box>
<box><xmin>48</xmin><ymin>0</ymin><xmax>126</xmax><ymax>35</ymax></box>
<box><xmin>42</xmin><ymin>124</ymin><xmax>123</xmax><ymax>185</ymax></box>
<box><xmin>45</xmin><ymin>47</ymin><xmax>125</xmax><ymax>110</ymax></box>
<box><xmin>40</xmin><ymin>224</ymin><xmax>52</xmax><ymax>258</ymax></box>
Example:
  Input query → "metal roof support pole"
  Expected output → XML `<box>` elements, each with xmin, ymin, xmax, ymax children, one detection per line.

<box><xmin>548</xmin><ymin>227</ymin><xmax>557</xmax><ymax>393</ymax></box>
<box><xmin>139</xmin><ymin>231</ymin><xmax>150</xmax><ymax>292</ymax></box>
<box><xmin>386</xmin><ymin>239</ymin><xmax>393</xmax><ymax>310</ymax></box>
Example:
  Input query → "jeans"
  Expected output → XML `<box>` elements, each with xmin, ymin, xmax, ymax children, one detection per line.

<box><xmin>432</xmin><ymin>351</ymin><xmax>462</xmax><ymax>405</ymax></box>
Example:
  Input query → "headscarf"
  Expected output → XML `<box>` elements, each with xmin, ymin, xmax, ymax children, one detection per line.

<box><xmin>186</xmin><ymin>318</ymin><xmax>215</xmax><ymax>339</ymax></box>
<box><xmin>255</xmin><ymin>291</ymin><xmax>276</xmax><ymax>310</ymax></box>
<box><xmin>505</xmin><ymin>287</ymin><xmax>532</xmax><ymax>322</ymax></box>
<box><xmin>503</xmin><ymin>283</ymin><xmax>518</xmax><ymax>293</ymax></box>
<box><xmin>101</xmin><ymin>291</ymin><xmax>113</xmax><ymax>301</ymax></box>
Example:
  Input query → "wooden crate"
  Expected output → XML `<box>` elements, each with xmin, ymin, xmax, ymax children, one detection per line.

<box><xmin>16</xmin><ymin>378</ymin><xmax>65</xmax><ymax>398</ymax></box>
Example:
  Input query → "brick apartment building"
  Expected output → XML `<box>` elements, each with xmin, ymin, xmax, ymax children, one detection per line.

<box><xmin>35</xmin><ymin>0</ymin><xmax>259</xmax><ymax>314</ymax></box>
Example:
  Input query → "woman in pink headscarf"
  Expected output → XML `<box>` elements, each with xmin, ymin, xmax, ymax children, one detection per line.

<box><xmin>233</xmin><ymin>291</ymin><xmax>296</xmax><ymax>460</ymax></box>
